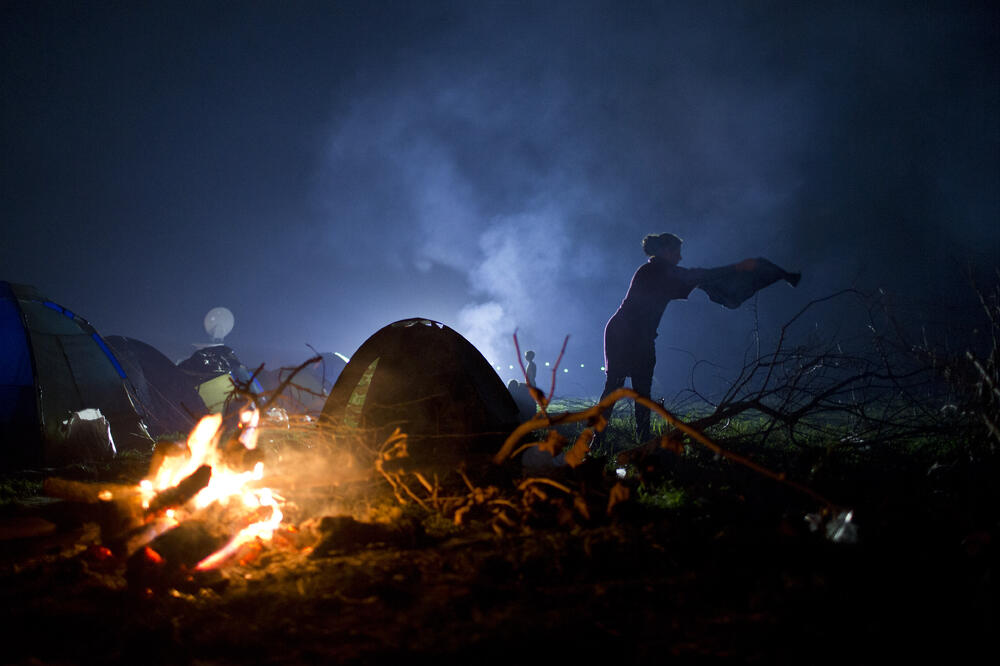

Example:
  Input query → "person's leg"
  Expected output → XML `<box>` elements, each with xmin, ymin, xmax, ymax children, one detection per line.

<box><xmin>596</xmin><ymin>368</ymin><xmax>627</xmax><ymax>432</ymax></box>
<box><xmin>631</xmin><ymin>363</ymin><xmax>654</xmax><ymax>443</ymax></box>
<box><xmin>597</xmin><ymin>315</ymin><xmax>629</xmax><ymax>426</ymax></box>
<box><xmin>599</xmin><ymin>370</ymin><xmax>628</xmax><ymax>408</ymax></box>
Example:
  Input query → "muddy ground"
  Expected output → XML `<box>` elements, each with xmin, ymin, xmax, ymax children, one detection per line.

<box><xmin>0</xmin><ymin>443</ymin><xmax>995</xmax><ymax>665</ymax></box>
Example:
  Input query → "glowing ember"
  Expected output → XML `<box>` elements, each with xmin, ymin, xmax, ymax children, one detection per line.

<box><xmin>139</xmin><ymin>409</ymin><xmax>284</xmax><ymax>569</ymax></box>
<box><xmin>195</xmin><ymin>487</ymin><xmax>283</xmax><ymax>570</ymax></box>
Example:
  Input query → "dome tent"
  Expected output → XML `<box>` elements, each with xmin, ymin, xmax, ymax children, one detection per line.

<box><xmin>176</xmin><ymin>344</ymin><xmax>263</xmax><ymax>415</ymax></box>
<box><xmin>104</xmin><ymin>336</ymin><xmax>208</xmax><ymax>438</ymax></box>
<box><xmin>0</xmin><ymin>281</ymin><xmax>154</xmax><ymax>470</ymax></box>
<box><xmin>321</xmin><ymin>319</ymin><xmax>521</xmax><ymax>465</ymax></box>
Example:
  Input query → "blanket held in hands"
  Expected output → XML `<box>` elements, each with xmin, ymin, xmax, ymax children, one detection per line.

<box><xmin>697</xmin><ymin>258</ymin><xmax>801</xmax><ymax>309</ymax></box>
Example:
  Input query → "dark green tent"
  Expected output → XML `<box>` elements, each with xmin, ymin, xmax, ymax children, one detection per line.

<box><xmin>321</xmin><ymin>319</ymin><xmax>520</xmax><ymax>466</ymax></box>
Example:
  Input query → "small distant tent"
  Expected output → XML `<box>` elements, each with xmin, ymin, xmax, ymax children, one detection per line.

<box><xmin>177</xmin><ymin>345</ymin><xmax>263</xmax><ymax>414</ymax></box>
<box><xmin>321</xmin><ymin>319</ymin><xmax>521</xmax><ymax>464</ymax></box>
<box><xmin>257</xmin><ymin>353</ymin><xmax>347</xmax><ymax>415</ymax></box>
<box><xmin>0</xmin><ymin>281</ymin><xmax>154</xmax><ymax>470</ymax></box>
<box><xmin>104</xmin><ymin>336</ymin><xmax>208</xmax><ymax>438</ymax></box>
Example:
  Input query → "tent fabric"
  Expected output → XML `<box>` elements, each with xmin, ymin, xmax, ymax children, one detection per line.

<box><xmin>321</xmin><ymin>318</ymin><xmax>521</xmax><ymax>465</ymax></box>
<box><xmin>104</xmin><ymin>336</ymin><xmax>208</xmax><ymax>438</ymax></box>
<box><xmin>196</xmin><ymin>374</ymin><xmax>238</xmax><ymax>414</ymax></box>
<box><xmin>177</xmin><ymin>345</ymin><xmax>263</xmax><ymax>415</ymax></box>
<box><xmin>178</xmin><ymin>345</ymin><xmax>263</xmax><ymax>389</ymax></box>
<box><xmin>0</xmin><ymin>283</ymin><xmax>35</xmax><ymax>443</ymax></box>
<box><xmin>0</xmin><ymin>281</ymin><xmax>153</xmax><ymax>470</ymax></box>
<box><xmin>256</xmin><ymin>369</ymin><xmax>327</xmax><ymax>415</ymax></box>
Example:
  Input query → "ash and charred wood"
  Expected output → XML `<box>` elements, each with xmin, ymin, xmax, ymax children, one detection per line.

<box><xmin>116</xmin><ymin>517</ymin><xmax>175</xmax><ymax>559</ymax></box>
<box><xmin>39</xmin><ymin>478</ymin><xmax>147</xmax><ymax>546</ymax></box>
<box><xmin>0</xmin><ymin>515</ymin><xmax>58</xmax><ymax>540</ymax></box>
<box><xmin>125</xmin><ymin>519</ymin><xmax>230</xmax><ymax>592</ymax></box>
<box><xmin>308</xmin><ymin>515</ymin><xmax>426</xmax><ymax>557</ymax></box>
<box><xmin>146</xmin><ymin>464</ymin><xmax>212</xmax><ymax>515</ymax></box>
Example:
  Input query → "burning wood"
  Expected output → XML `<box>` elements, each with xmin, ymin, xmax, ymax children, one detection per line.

<box><xmin>126</xmin><ymin>409</ymin><xmax>288</xmax><ymax>577</ymax></box>
<box><xmin>308</xmin><ymin>515</ymin><xmax>425</xmax><ymax>556</ymax></box>
<box><xmin>125</xmin><ymin>520</ymin><xmax>230</xmax><ymax>594</ymax></box>
<box><xmin>146</xmin><ymin>439</ymin><xmax>190</xmax><ymax>481</ymax></box>
<box><xmin>145</xmin><ymin>464</ymin><xmax>211</xmax><ymax>515</ymax></box>
<box><xmin>39</xmin><ymin>477</ymin><xmax>146</xmax><ymax>552</ymax></box>
<box><xmin>41</xmin><ymin>478</ymin><xmax>136</xmax><ymax>504</ymax></box>
<box><xmin>27</xmin><ymin>406</ymin><xmax>410</xmax><ymax>593</ymax></box>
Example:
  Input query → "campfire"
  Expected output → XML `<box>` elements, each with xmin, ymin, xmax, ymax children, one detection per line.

<box><xmin>136</xmin><ymin>409</ymin><xmax>284</xmax><ymax>571</ymax></box>
<box><xmin>42</xmin><ymin>406</ymin><xmax>298</xmax><ymax>593</ymax></box>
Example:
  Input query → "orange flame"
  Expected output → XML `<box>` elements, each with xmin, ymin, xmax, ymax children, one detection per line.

<box><xmin>140</xmin><ymin>409</ymin><xmax>285</xmax><ymax>569</ymax></box>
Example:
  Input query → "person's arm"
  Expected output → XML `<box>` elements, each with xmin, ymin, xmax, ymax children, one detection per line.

<box><xmin>687</xmin><ymin>258</ymin><xmax>757</xmax><ymax>286</ymax></box>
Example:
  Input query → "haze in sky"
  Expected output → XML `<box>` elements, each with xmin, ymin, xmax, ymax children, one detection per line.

<box><xmin>3</xmin><ymin>1</ymin><xmax>997</xmax><ymax>398</ymax></box>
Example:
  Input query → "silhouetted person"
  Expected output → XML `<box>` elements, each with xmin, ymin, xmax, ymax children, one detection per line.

<box><xmin>598</xmin><ymin>232</ymin><xmax>800</xmax><ymax>446</ymax></box>
<box><xmin>524</xmin><ymin>350</ymin><xmax>537</xmax><ymax>387</ymax></box>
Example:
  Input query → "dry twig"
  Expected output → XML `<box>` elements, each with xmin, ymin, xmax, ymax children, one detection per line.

<box><xmin>493</xmin><ymin>387</ymin><xmax>837</xmax><ymax>509</ymax></box>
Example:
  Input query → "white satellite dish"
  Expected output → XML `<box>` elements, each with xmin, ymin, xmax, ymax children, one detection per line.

<box><xmin>204</xmin><ymin>307</ymin><xmax>234</xmax><ymax>342</ymax></box>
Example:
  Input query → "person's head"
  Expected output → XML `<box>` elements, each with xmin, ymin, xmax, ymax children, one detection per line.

<box><xmin>642</xmin><ymin>233</ymin><xmax>683</xmax><ymax>264</ymax></box>
<box><xmin>525</xmin><ymin>350</ymin><xmax>535</xmax><ymax>361</ymax></box>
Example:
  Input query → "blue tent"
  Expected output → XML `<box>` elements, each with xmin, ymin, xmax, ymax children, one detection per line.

<box><xmin>0</xmin><ymin>281</ymin><xmax>153</xmax><ymax>470</ymax></box>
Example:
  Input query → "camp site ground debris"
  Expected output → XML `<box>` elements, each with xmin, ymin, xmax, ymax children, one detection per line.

<box><xmin>1</xmin><ymin>403</ymin><xmax>995</xmax><ymax>664</ymax></box>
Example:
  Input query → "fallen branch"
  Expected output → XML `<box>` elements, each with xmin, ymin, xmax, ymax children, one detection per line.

<box><xmin>42</xmin><ymin>478</ymin><xmax>137</xmax><ymax>504</ymax></box>
<box><xmin>228</xmin><ymin>354</ymin><xmax>324</xmax><ymax>416</ymax></box>
<box><xmin>494</xmin><ymin>387</ymin><xmax>837</xmax><ymax>508</ymax></box>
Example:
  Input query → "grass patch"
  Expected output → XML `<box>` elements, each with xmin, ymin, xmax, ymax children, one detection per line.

<box><xmin>0</xmin><ymin>476</ymin><xmax>43</xmax><ymax>507</ymax></box>
<box><xmin>636</xmin><ymin>479</ymin><xmax>688</xmax><ymax>510</ymax></box>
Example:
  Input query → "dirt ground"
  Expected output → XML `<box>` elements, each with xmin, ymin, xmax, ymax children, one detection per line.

<box><xmin>0</xmin><ymin>444</ymin><xmax>995</xmax><ymax>665</ymax></box>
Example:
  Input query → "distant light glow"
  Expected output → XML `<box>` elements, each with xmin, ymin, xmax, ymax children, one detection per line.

<box><xmin>563</xmin><ymin>368</ymin><xmax>568</xmax><ymax>373</ymax></box>
<box><xmin>580</xmin><ymin>364</ymin><xmax>585</xmax><ymax>368</ymax></box>
<box><xmin>544</xmin><ymin>362</ymin><xmax>550</xmax><ymax>367</ymax></box>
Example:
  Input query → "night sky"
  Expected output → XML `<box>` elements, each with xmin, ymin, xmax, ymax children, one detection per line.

<box><xmin>3</xmin><ymin>1</ymin><xmax>997</xmax><ymax>399</ymax></box>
